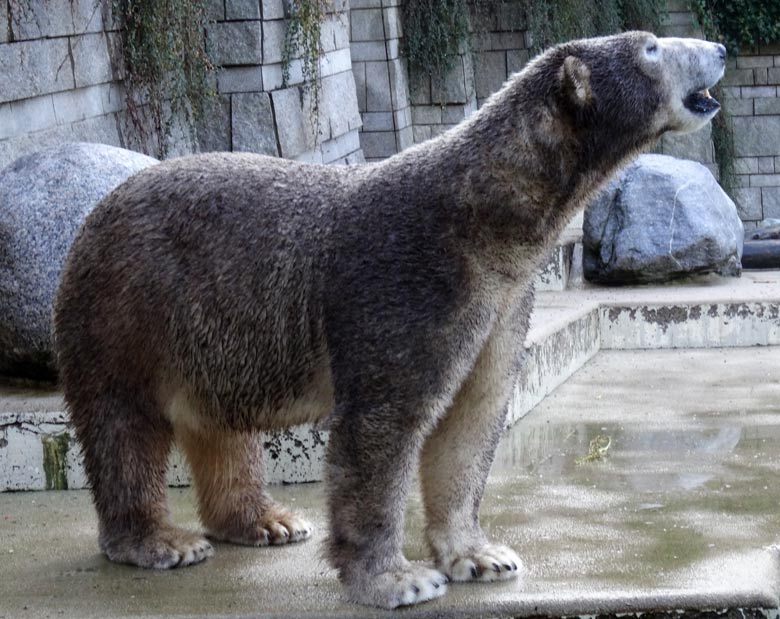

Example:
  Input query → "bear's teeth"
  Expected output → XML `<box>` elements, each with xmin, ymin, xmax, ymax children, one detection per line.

<box><xmin>703</xmin><ymin>88</ymin><xmax>711</xmax><ymax>98</ymax></box>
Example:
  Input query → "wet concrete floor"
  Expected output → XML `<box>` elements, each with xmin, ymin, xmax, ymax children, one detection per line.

<box><xmin>1</xmin><ymin>347</ymin><xmax>780</xmax><ymax>619</ymax></box>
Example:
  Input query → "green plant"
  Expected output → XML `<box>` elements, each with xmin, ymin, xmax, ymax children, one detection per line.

<box><xmin>691</xmin><ymin>0</ymin><xmax>780</xmax><ymax>54</ymax></box>
<box><xmin>402</xmin><ymin>0</ymin><xmax>665</xmax><ymax>87</ymax></box>
<box><xmin>402</xmin><ymin>0</ymin><xmax>471</xmax><ymax>90</ymax></box>
<box><xmin>113</xmin><ymin>0</ymin><xmax>213</xmax><ymax>158</ymax></box>
<box><xmin>282</xmin><ymin>0</ymin><xmax>332</xmax><ymax>124</ymax></box>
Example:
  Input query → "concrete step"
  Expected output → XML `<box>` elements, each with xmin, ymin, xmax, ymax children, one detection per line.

<box><xmin>2</xmin><ymin>347</ymin><xmax>780</xmax><ymax>618</ymax></box>
<box><xmin>2</xmin><ymin>272</ymin><xmax>779</xmax><ymax>491</ymax></box>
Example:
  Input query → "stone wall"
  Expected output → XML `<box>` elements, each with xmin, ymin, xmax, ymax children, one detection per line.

<box><xmin>722</xmin><ymin>44</ymin><xmax>780</xmax><ymax>228</ymax></box>
<box><xmin>0</xmin><ymin>0</ymin><xmax>364</xmax><ymax>168</ymax></box>
<box><xmin>349</xmin><ymin>0</ymin><xmax>413</xmax><ymax>161</ymax></box>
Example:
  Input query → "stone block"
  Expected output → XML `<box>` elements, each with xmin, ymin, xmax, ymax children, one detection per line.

<box><xmin>351</xmin><ymin>8</ymin><xmax>384</xmax><ymax>42</ymax></box>
<box><xmin>350</xmin><ymin>41</ymin><xmax>387</xmax><ymax>62</ymax></box>
<box><xmin>100</xmin><ymin>83</ymin><xmax>124</xmax><ymax>114</ymax></box>
<box><xmin>497</xmin><ymin>1</ymin><xmax>525</xmax><ymax>29</ymax></box>
<box><xmin>319</xmin><ymin>70</ymin><xmax>361</xmax><ymax>139</ymax></box>
<box><xmin>397</xmin><ymin>124</ymin><xmax>413</xmax><ymax>151</ymax></box>
<box><xmin>0</xmin><ymin>39</ymin><xmax>74</xmax><ymax>103</ymax></box>
<box><xmin>359</xmin><ymin>130</ymin><xmax>396</xmax><ymax>158</ymax></box>
<box><xmin>319</xmin><ymin>48</ymin><xmax>353</xmax><ymax>78</ymax></box>
<box><xmin>217</xmin><ymin>66</ymin><xmax>264</xmax><ymax>93</ymax></box>
<box><xmin>262</xmin><ymin>0</ymin><xmax>285</xmax><ymax>19</ymax></box>
<box><xmin>72</xmin><ymin>33</ymin><xmax>113</xmax><ymax>88</ymax></box>
<box><xmin>768</xmin><ymin>68</ymin><xmax>780</xmax><ymax>84</ymax></box>
<box><xmin>386</xmin><ymin>38</ymin><xmax>400</xmax><ymax>60</ymax></box>
<box><xmin>723</xmin><ymin>68</ymin><xmax>754</xmax><ymax>86</ymax></box>
<box><xmin>383</xmin><ymin>7</ymin><xmax>402</xmax><ymax>39</ymax></box>
<box><xmin>443</xmin><ymin>101</ymin><xmax>475</xmax><ymax>124</ymax></box>
<box><xmin>271</xmin><ymin>86</ymin><xmax>316</xmax><ymax>158</ymax></box>
<box><xmin>105</xmin><ymin>31</ymin><xmax>125</xmax><ymax>80</ymax></box>
<box><xmin>413</xmin><ymin>124</ymin><xmax>431</xmax><ymax>144</ymax></box>
<box><xmin>0</xmin><ymin>2</ymin><xmax>7</xmax><ymax>43</ymax></box>
<box><xmin>262</xmin><ymin>19</ymin><xmax>286</xmax><ymax>64</ymax></box>
<box><xmin>733</xmin><ymin>187</ymin><xmax>763</xmax><ymax>220</ymax></box>
<box><xmin>737</xmin><ymin>56</ymin><xmax>774</xmax><ymax>69</ymax></box>
<box><xmin>507</xmin><ymin>49</ymin><xmax>529</xmax><ymax>75</ymax></box>
<box><xmin>754</xmin><ymin>98</ymin><xmax>780</xmax><ymax>115</ymax></box>
<box><xmin>9</xmin><ymin>95</ymin><xmax>56</xmax><ymax>137</ymax></box>
<box><xmin>208</xmin><ymin>21</ymin><xmax>263</xmax><ymax>66</ymax></box>
<box><xmin>9</xmin><ymin>0</ymin><xmax>74</xmax><ymax>39</ymax></box>
<box><xmin>412</xmin><ymin>105</ymin><xmax>441</xmax><ymax>125</ymax></box>
<box><xmin>262</xmin><ymin>60</ymin><xmax>303</xmax><ymax>91</ymax></box>
<box><xmin>321</xmin><ymin>128</ymin><xmax>360</xmax><ymax>163</ymax></box>
<box><xmin>294</xmin><ymin>149</ymin><xmax>323</xmax><ymax>164</ymax></box>
<box><xmin>764</xmin><ymin>187</ymin><xmax>780</xmax><ymax>218</ymax></box>
<box><xmin>393</xmin><ymin>105</ymin><xmax>411</xmax><ymax>129</ymax></box>
<box><xmin>365</xmin><ymin>61</ymin><xmax>391</xmax><ymax>111</ymax></box>
<box><xmin>742</xmin><ymin>86</ymin><xmax>776</xmax><ymax>98</ymax></box>
<box><xmin>409</xmin><ymin>70</ymin><xmax>431</xmax><ymax>106</ymax></box>
<box><xmin>759</xmin><ymin>157</ymin><xmax>776</xmax><ymax>174</ymax></box>
<box><xmin>0</xmin><ymin>103</ymin><xmax>15</xmax><ymax>140</ymax></box>
<box><xmin>52</xmin><ymin>85</ymin><xmax>105</xmax><ymax>125</ymax></box>
<box><xmin>660</xmin><ymin>124</ymin><xmax>712</xmax><ymax>164</ymax></box>
<box><xmin>196</xmin><ymin>93</ymin><xmax>231</xmax><ymax>152</ymax></box>
<box><xmin>232</xmin><ymin>92</ymin><xmax>278</xmax><ymax>155</ymax></box>
<box><xmin>474</xmin><ymin>51</ymin><xmax>507</xmax><ymax>99</ymax></box>
<box><xmin>754</xmin><ymin>68</ymin><xmax>768</xmax><ymax>85</ymax></box>
<box><xmin>749</xmin><ymin>174</ymin><xmax>780</xmax><ymax>187</ymax></box>
<box><xmin>432</xmin><ymin>56</ymin><xmax>468</xmax><ymax>104</ymax></box>
<box><xmin>226</xmin><ymin>0</ymin><xmax>261</xmax><ymax>19</ymax></box>
<box><xmin>727</xmin><ymin>98</ymin><xmax>754</xmax><ymax>115</ymax></box>
<box><xmin>350</xmin><ymin>0</ymin><xmax>382</xmax><ymax>8</ymax></box>
<box><xmin>70</xmin><ymin>113</ymin><xmax>124</xmax><ymax>148</ymax></box>
<box><xmin>361</xmin><ymin>111</ymin><xmax>393</xmax><ymax>132</ymax></box>
<box><xmin>735</xmin><ymin>157</ymin><xmax>758</xmax><ymax>174</ymax></box>
<box><xmin>388</xmin><ymin>57</ymin><xmax>409</xmax><ymax>110</ymax></box>
<box><xmin>488</xmin><ymin>31</ymin><xmax>524</xmax><ymax>51</ymax></box>
<box><xmin>353</xmin><ymin>61</ymin><xmax>367</xmax><ymax>111</ymax></box>
<box><xmin>71</xmin><ymin>0</ymin><xmax>104</xmax><ymax>34</ymax></box>
<box><xmin>205</xmin><ymin>0</ymin><xmax>225</xmax><ymax>21</ymax></box>
<box><xmin>733</xmin><ymin>117</ymin><xmax>780</xmax><ymax>157</ymax></box>
<box><xmin>663</xmin><ymin>24</ymin><xmax>702</xmax><ymax>38</ymax></box>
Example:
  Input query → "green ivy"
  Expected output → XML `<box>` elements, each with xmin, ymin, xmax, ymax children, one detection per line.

<box><xmin>113</xmin><ymin>0</ymin><xmax>213</xmax><ymax>158</ymax></box>
<box><xmin>402</xmin><ymin>0</ymin><xmax>665</xmax><ymax>87</ymax></box>
<box><xmin>283</xmin><ymin>0</ymin><xmax>332</xmax><ymax>125</ymax></box>
<box><xmin>691</xmin><ymin>0</ymin><xmax>780</xmax><ymax>53</ymax></box>
<box><xmin>402</xmin><ymin>0</ymin><xmax>471</xmax><ymax>90</ymax></box>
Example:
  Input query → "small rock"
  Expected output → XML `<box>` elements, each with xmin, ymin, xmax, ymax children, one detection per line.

<box><xmin>0</xmin><ymin>143</ymin><xmax>158</xmax><ymax>380</ymax></box>
<box><xmin>748</xmin><ymin>219</ymin><xmax>780</xmax><ymax>241</ymax></box>
<box><xmin>583</xmin><ymin>154</ymin><xmax>743</xmax><ymax>285</ymax></box>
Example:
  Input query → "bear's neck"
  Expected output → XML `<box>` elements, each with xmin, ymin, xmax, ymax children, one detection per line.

<box><xmin>379</xmin><ymin>81</ymin><xmax>647</xmax><ymax>256</ymax></box>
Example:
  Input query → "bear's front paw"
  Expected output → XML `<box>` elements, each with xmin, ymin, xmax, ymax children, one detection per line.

<box><xmin>440</xmin><ymin>543</ymin><xmax>522</xmax><ymax>582</ymax></box>
<box><xmin>345</xmin><ymin>563</ymin><xmax>449</xmax><ymax>608</ymax></box>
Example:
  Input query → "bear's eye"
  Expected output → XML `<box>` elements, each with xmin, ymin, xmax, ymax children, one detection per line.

<box><xmin>644</xmin><ymin>42</ymin><xmax>660</xmax><ymax>60</ymax></box>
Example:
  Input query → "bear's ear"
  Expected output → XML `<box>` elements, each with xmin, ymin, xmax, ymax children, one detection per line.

<box><xmin>560</xmin><ymin>56</ymin><xmax>592</xmax><ymax>106</ymax></box>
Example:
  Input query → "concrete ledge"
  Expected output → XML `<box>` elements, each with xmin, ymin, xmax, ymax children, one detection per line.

<box><xmin>2</xmin><ymin>272</ymin><xmax>779</xmax><ymax>491</ymax></box>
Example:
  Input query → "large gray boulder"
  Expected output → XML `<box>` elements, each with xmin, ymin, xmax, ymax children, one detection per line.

<box><xmin>584</xmin><ymin>154</ymin><xmax>743</xmax><ymax>285</ymax></box>
<box><xmin>0</xmin><ymin>143</ymin><xmax>158</xmax><ymax>380</ymax></box>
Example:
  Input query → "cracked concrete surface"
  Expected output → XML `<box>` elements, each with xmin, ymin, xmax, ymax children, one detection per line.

<box><xmin>2</xmin><ymin>346</ymin><xmax>780</xmax><ymax>619</ymax></box>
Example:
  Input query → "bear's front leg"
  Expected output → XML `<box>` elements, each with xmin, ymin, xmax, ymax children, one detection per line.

<box><xmin>420</xmin><ymin>307</ymin><xmax>527</xmax><ymax>583</ymax></box>
<box><xmin>325</xmin><ymin>401</ymin><xmax>449</xmax><ymax>609</ymax></box>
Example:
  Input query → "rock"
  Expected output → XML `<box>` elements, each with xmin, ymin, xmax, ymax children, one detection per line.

<box><xmin>583</xmin><ymin>154</ymin><xmax>744</xmax><ymax>285</ymax></box>
<box><xmin>0</xmin><ymin>143</ymin><xmax>158</xmax><ymax>380</ymax></box>
<box><xmin>748</xmin><ymin>218</ymin><xmax>780</xmax><ymax>241</ymax></box>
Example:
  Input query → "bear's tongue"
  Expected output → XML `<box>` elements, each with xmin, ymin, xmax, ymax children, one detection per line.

<box><xmin>684</xmin><ymin>88</ymin><xmax>720</xmax><ymax>114</ymax></box>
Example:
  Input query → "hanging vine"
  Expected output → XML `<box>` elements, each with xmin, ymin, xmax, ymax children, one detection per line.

<box><xmin>282</xmin><ymin>0</ymin><xmax>332</xmax><ymax>125</ymax></box>
<box><xmin>112</xmin><ymin>0</ymin><xmax>213</xmax><ymax>158</ymax></box>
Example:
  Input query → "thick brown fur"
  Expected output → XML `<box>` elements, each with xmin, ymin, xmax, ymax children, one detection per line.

<box><xmin>54</xmin><ymin>32</ymin><xmax>725</xmax><ymax>608</ymax></box>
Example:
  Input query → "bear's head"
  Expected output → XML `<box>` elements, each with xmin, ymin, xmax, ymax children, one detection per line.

<box><xmin>520</xmin><ymin>31</ymin><xmax>726</xmax><ymax>162</ymax></box>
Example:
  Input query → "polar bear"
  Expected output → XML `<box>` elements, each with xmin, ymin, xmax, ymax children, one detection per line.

<box><xmin>54</xmin><ymin>31</ymin><xmax>725</xmax><ymax>608</ymax></box>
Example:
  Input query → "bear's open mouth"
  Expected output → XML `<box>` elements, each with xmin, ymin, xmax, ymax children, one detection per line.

<box><xmin>684</xmin><ymin>88</ymin><xmax>720</xmax><ymax>115</ymax></box>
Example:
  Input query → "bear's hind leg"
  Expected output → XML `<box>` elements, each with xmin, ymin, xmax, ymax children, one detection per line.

<box><xmin>176</xmin><ymin>426</ymin><xmax>312</xmax><ymax>546</ymax></box>
<box><xmin>72</xmin><ymin>389</ymin><xmax>214</xmax><ymax>569</ymax></box>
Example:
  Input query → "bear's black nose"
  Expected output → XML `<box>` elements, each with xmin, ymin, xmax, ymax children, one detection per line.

<box><xmin>716</xmin><ymin>43</ymin><xmax>727</xmax><ymax>60</ymax></box>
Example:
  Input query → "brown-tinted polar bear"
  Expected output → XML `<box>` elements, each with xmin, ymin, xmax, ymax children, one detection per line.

<box><xmin>54</xmin><ymin>31</ymin><xmax>725</xmax><ymax>609</ymax></box>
